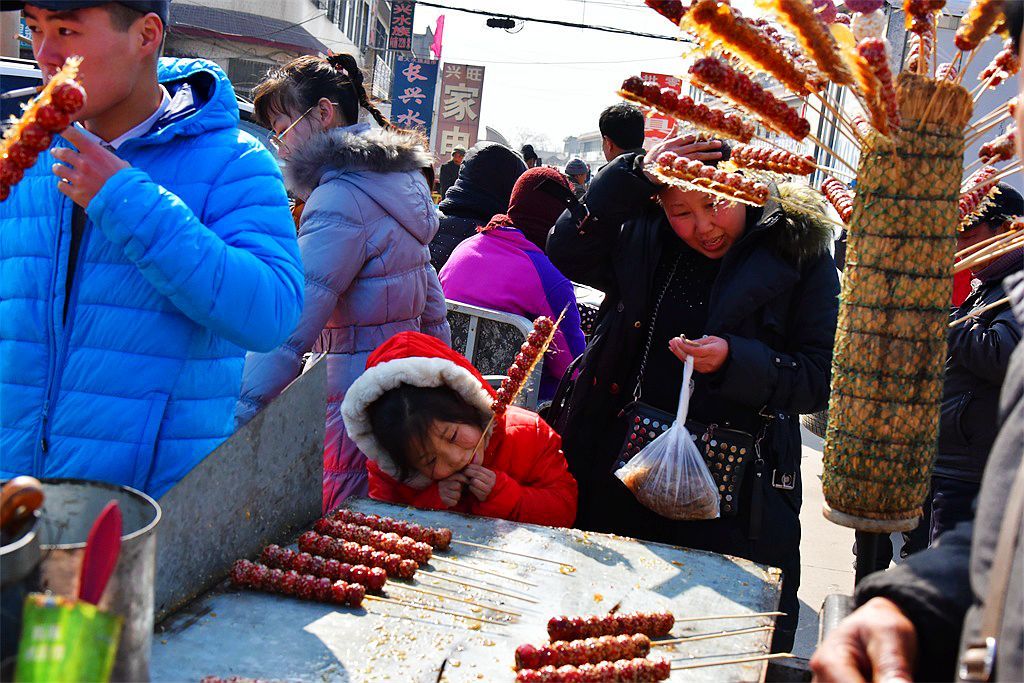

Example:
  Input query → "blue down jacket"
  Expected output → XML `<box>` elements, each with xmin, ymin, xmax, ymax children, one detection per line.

<box><xmin>236</xmin><ymin>126</ymin><xmax>450</xmax><ymax>511</ymax></box>
<box><xmin>0</xmin><ymin>58</ymin><xmax>303</xmax><ymax>498</ymax></box>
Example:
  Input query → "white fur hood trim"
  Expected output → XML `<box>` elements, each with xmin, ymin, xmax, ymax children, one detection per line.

<box><xmin>341</xmin><ymin>356</ymin><xmax>494</xmax><ymax>482</ymax></box>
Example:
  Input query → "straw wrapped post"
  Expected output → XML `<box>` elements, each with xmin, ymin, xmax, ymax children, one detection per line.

<box><xmin>822</xmin><ymin>73</ymin><xmax>973</xmax><ymax>532</ymax></box>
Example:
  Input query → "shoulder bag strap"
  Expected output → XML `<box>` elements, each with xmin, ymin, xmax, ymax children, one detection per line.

<box><xmin>627</xmin><ymin>253</ymin><xmax>681</xmax><ymax>405</ymax></box>
<box><xmin>960</xmin><ymin>457</ymin><xmax>1024</xmax><ymax>681</ymax></box>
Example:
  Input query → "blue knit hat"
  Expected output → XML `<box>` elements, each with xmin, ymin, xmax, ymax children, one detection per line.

<box><xmin>565</xmin><ymin>158</ymin><xmax>588</xmax><ymax>176</ymax></box>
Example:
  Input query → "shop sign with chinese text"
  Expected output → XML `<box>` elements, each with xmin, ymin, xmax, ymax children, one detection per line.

<box><xmin>389</xmin><ymin>57</ymin><xmax>439</xmax><ymax>137</ymax></box>
<box><xmin>388</xmin><ymin>1</ymin><xmax>415</xmax><ymax>51</ymax></box>
<box><xmin>434</xmin><ymin>63</ymin><xmax>485</xmax><ymax>159</ymax></box>
<box><xmin>640</xmin><ymin>72</ymin><xmax>682</xmax><ymax>145</ymax></box>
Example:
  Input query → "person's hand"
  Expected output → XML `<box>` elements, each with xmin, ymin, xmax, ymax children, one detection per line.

<box><xmin>810</xmin><ymin>597</ymin><xmax>918</xmax><ymax>683</ymax></box>
<box><xmin>669</xmin><ymin>335</ymin><xmax>730</xmax><ymax>373</ymax></box>
<box><xmin>643</xmin><ymin>132</ymin><xmax>724</xmax><ymax>184</ymax></box>
<box><xmin>437</xmin><ymin>473</ymin><xmax>468</xmax><ymax>508</ymax></box>
<box><xmin>51</xmin><ymin>126</ymin><xmax>130</xmax><ymax>209</ymax></box>
<box><xmin>464</xmin><ymin>464</ymin><xmax>497</xmax><ymax>502</ymax></box>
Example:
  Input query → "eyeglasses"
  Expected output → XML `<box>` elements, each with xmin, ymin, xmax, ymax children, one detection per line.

<box><xmin>269</xmin><ymin>102</ymin><xmax>339</xmax><ymax>152</ymax></box>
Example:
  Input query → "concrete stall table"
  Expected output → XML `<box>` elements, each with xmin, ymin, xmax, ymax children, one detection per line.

<box><xmin>152</xmin><ymin>499</ymin><xmax>782</xmax><ymax>682</ymax></box>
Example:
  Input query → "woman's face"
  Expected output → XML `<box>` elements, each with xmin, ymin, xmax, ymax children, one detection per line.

<box><xmin>410</xmin><ymin>420</ymin><xmax>483</xmax><ymax>480</ymax></box>
<box><xmin>269</xmin><ymin>98</ymin><xmax>337</xmax><ymax>160</ymax></box>
<box><xmin>661</xmin><ymin>187</ymin><xmax>747</xmax><ymax>259</ymax></box>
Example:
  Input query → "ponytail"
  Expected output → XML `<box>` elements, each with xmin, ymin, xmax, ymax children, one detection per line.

<box><xmin>325</xmin><ymin>53</ymin><xmax>392</xmax><ymax>130</ymax></box>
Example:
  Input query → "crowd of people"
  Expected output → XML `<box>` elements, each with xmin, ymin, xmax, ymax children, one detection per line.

<box><xmin>1</xmin><ymin>0</ymin><xmax>1022</xmax><ymax>679</ymax></box>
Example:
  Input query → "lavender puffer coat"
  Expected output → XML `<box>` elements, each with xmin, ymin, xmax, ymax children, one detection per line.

<box><xmin>236</xmin><ymin>126</ymin><xmax>450</xmax><ymax>510</ymax></box>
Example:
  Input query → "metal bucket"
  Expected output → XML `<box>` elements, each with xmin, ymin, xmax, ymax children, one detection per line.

<box><xmin>36</xmin><ymin>479</ymin><xmax>161</xmax><ymax>682</ymax></box>
<box><xmin>1</xmin><ymin>512</ymin><xmax>41</xmax><ymax>679</ymax></box>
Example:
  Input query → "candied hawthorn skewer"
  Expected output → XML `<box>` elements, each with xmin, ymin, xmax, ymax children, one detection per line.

<box><xmin>979</xmin><ymin>128</ymin><xmax>1016</xmax><ymax>164</ymax></box>
<box><xmin>730</xmin><ymin>144</ymin><xmax>816</xmax><ymax>176</ymax></box>
<box><xmin>298</xmin><ymin>530</ymin><xmax>418</xmax><ymax>578</ymax></box>
<box><xmin>547</xmin><ymin>612</ymin><xmax>676</xmax><ymax>641</ymax></box>
<box><xmin>230</xmin><ymin>559</ymin><xmax>366</xmax><ymax>607</ymax></box>
<box><xmin>259</xmin><ymin>545</ymin><xmax>388</xmax><ymax>591</ymax></box>
<box><xmin>313</xmin><ymin>518</ymin><xmax>433</xmax><ymax>563</ymax></box>
<box><xmin>857</xmin><ymin>39</ymin><xmax>901</xmax><ymax>135</ymax></box>
<box><xmin>1</xmin><ymin>56</ymin><xmax>85</xmax><ymax>201</ymax></box>
<box><xmin>822</xmin><ymin>176</ymin><xmax>855</xmax><ymax>222</ymax></box>
<box><xmin>904</xmin><ymin>0</ymin><xmax>946</xmax><ymax>31</ymax></box>
<box><xmin>684</xmin><ymin>0</ymin><xmax>809</xmax><ymax>95</ymax></box>
<box><xmin>955</xmin><ymin>0</ymin><xmax>1006</xmax><ymax>51</ymax></box>
<box><xmin>326</xmin><ymin>509</ymin><xmax>452</xmax><ymax>550</ymax></box>
<box><xmin>769</xmin><ymin>0</ymin><xmax>855</xmax><ymax>86</ymax></box>
<box><xmin>653</xmin><ymin>151</ymin><xmax>770</xmax><ymax>206</ymax></box>
<box><xmin>978</xmin><ymin>40</ymin><xmax>1020</xmax><ymax>89</ymax></box>
<box><xmin>688</xmin><ymin>57</ymin><xmax>811</xmax><ymax>141</ymax></box>
<box><xmin>515</xmin><ymin>634</ymin><xmax>652</xmax><ymax>670</ymax></box>
<box><xmin>644</xmin><ymin>0</ymin><xmax>689</xmax><ymax>24</ymax></box>
<box><xmin>493</xmin><ymin>314</ymin><xmax>561</xmax><ymax>415</ymax></box>
<box><xmin>618</xmin><ymin>76</ymin><xmax>754</xmax><ymax>143</ymax></box>
<box><xmin>904</xmin><ymin>30</ymin><xmax>934</xmax><ymax>74</ymax></box>
<box><xmin>516</xmin><ymin>657</ymin><xmax>671</xmax><ymax>683</ymax></box>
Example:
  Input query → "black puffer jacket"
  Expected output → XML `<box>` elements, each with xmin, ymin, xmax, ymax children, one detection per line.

<box><xmin>935</xmin><ymin>276</ymin><xmax>1022</xmax><ymax>482</ymax></box>
<box><xmin>546</xmin><ymin>152</ymin><xmax>840</xmax><ymax>652</ymax></box>
<box><xmin>857</xmin><ymin>271</ymin><xmax>1024</xmax><ymax>683</ymax></box>
<box><xmin>429</xmin><ymin>143</ymin><xmax>527</xmax><ymax>270</ymax></box>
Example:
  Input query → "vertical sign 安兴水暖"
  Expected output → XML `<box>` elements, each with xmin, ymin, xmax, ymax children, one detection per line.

<box><xmin>388</xmin><ymin>1</ymin><xmax>415</xmax><ymax>51</ymax></box>
<box><xmin>390</xmin><ymin>58</ymin><xmax>439</xmax><ymax>137</ymax></box>
<box><xmin>434</xmin><ymin>63</ymin><xmax>485</xmax><ymax>160</ymax></box>
<box><xmin>640</xmin><ymin>72</ymin><xmax>682</xmax><ymax>145</ymax></box>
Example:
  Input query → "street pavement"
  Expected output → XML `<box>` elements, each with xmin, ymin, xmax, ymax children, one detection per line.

<box><xmin>793</xmin><ymin>426</ymin><xmax>856</xmax><ymax>660</ymax></box>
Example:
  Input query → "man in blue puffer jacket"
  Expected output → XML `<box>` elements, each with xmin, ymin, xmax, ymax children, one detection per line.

<box><xmin>0</xmin><ymin>1</ymin><xmax>303</xmax><ymax>498</ymax></box>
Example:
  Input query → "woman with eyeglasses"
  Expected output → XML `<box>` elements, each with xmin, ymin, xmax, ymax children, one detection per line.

<box><xmin>546</xmin><ymin>133</ymin><xmax>840</xmax><ymax>652</ymax></box>
<box><xmin>235</xmin><ymin>53</ymin><xmax>450</xmax><ymax>512</ymax></box>
<box><xmin>438</xmin><ymin>167</ymin><xmax>587</xmax><ymax>402</ymax></box>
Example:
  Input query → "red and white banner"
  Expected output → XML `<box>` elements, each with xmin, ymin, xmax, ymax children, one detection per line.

<box><xmin>433</xmin><ymin>63</ymin><xmax>486</xmax><ymax>160</ymax></box>
<box><xmin>640</xmin><ymin>72</ymin><xmax>682</xmax><ymax>145</ymax></box>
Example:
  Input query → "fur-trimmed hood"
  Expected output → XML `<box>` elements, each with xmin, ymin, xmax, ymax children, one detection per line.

<box><xmin>756</xmin><ymin>182</ymin><xmax>836</xmax><ymax>267</ymax></box>
<box><xmin>285</xmin><ymin>125</ymin><xmax>433</xmax><ymax>197</ymax></box>
<box><xmin>341</xmin><ymin>332</ymin><xmax>494</xmax><ymax>484</ymax></box>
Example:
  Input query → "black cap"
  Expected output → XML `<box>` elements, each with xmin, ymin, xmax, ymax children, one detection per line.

<box><xmin>966</xmin><ymin>182</ymin><xmax>1024</xmax><ymax>231</ymax></box>
<box><xmin>521</xmin><ymin>144</ymin><xmax>538</xmax><ymax>161</ymax></box>
<box><xmin>1</xmin><ymin>1</ymin><xmax>169</xmax><ymax>25</ymax></box>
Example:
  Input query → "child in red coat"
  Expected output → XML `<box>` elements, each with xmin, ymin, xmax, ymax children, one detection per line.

<box><xmin>341</xmin><ymin>332</ymin><xmax>578</xmax><ymax>527</ymax></box>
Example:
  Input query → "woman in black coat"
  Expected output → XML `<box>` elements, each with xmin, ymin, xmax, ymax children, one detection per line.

<box><xmin>547</xmin><ymin>136</ymin><xmax>840</xmax><ymax>652</ymax></box>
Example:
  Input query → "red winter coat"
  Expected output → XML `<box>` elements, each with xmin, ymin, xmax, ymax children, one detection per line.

<box><xmin>341</xmin><ymin>331</ymin><xmax>577</xmax><ymax>527</ymax></box>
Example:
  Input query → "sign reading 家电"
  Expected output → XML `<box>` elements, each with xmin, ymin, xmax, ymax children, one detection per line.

<box><xmin>640</xmin><ymin>72</ymin><xmax>682</xmax><ymax>145</ymax></box>
<box><xmin>434</xmin><ymin>63</ymin><xmax>485</xmax><ymax>160</ymax></box>
<box><xmin>388</xmin><ymin>1</ymin><xmax>416</xmax><ymax>51</ymax></box>
<box><xmin>390</xmin><ymin>57</ymin><xmax>439</xmax><ymax>137</ymax></box>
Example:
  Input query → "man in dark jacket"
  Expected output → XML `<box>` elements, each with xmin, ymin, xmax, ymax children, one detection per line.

<box><xmin>437</xmin><ymin>146</ymin><xmax>465</xmax><ymax>199</ymax></box>
<box><xmin>933</xmin><ymin>185</ymin><xmax>1023</xmax><ymax>542</ymax></box>
<box><xmin>598</xmin><ymin>102</ymin><xmax>646</xmax><ymax>162</ymax></box>
<box><xmin>429</xmin><ymin>142</ymin><xmax>527</xmax><ymax>270</ymax></box>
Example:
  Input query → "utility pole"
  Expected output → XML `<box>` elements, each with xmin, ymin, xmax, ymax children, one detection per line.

<box><xmin>1</xmin><ymin>11</ymin><xmax>22</xmax><ymax>59</ymax></box>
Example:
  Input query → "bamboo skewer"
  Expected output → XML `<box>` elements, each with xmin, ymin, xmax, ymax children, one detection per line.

<box><xmin>673</xmin><ymin>611</ymin><xmax>785</xmax><ymax>623</ymax></box>
<box><xmin>653</xmin><ymin>625</ymin><xmax>775</xmax><ymax>646</ymax></box>
<box><xmin>672</xmin><ymin>652</ymin><xmax>795</xmax><ymax>670</ymax></box>
<box><xmin>968</xmin><ymin>101</ymin><xmax>1010</xmax><ymax>131</ymax></box>
<box><xmin>963</xmin><ymin>156</ymin><xmax>985</xmax><ymax>175</ymax></box>
<box><xmin>971</xmin><ymin>70</ymin><xmax>1002</xmax><ymax>103</ymax></box>
<box><xmin>919</xmin><ymin>51</ymin><xmax>974</xmax><ymax>131</ymax></box>
<box><xmin>387</xmin><ymin>582</ymin><xmax>523</xmax><ymax>617</ymax></box>
<box><xmin>949</xmin><ymin>296</ymin><xmax>1013</xmax><ymax>327</ymax></box>
<box><xmin>961</xmin><ymin>161</ymin><xmax>1023</xmax><ymax>194</ymax></box>
<box><xmin>811</xmin><ymin>90</ymin><xmax>863</xmax><ymax>145</ymax></box>
<box><xmin>807</xmin><ymin>131</ymin><xmax>857</xmax><ymax>172</ymax></box>
<box><xmin>365</xmin><ymin>594</ymin><xmax>509</xmax><ymax>625</ymax></box>
<box><xmin>954</xmin><ymin>49</ymin><xmax>978</xmax><ymax>86</ymax></box>
<box><xmin>965</xmin><ymin>112</ymin><xmax>1011</xmax><ymax>145</ymax></box>
<box><xmin>423</xmin><ymin>570</ymin><xmax>541</xmax><ymax>603</ymax></box>
<box><xmin>954</xmin><ymin>236</ymin><xmax>1024</xmax><ymax>274</ymax></box>
<box><xmin>450</xmin><ymin>539</ymin><xmax>576</xmax><ymax>570</ymax></box>
<box><xmin>956</xmin><ymin>223</ymin><xmax>1024</xmax><ymax>259</ymax></box>
<box><xmin>431</xmin><ymin>555</ymin><xmax>537</xmax><ymax>586</ymax></box>
<box><xmin>776</xmin><ymin>196</ymin><xmax>848</xmax><ymax>232</ymax></box>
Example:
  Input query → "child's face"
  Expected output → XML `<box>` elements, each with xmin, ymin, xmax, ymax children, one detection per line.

<box><xmin>25</xmin><ymin>6</ymin><xmax>162</xmax><ymax>123</ymax></box>
<box><xmin>411</xmin><ymin>420</ymin><xmax>483</xmax><ymax>481</ymax></box>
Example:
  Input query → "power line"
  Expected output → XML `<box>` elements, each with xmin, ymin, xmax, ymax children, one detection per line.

<box><xmin>411</xmin><ymin>1</ymin><xmax>692</xmax><ymax>43</ymax></box>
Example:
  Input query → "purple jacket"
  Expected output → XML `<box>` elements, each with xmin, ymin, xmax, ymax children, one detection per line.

<box><xmin>236</xmin><ymin>126</ymin><xmax>450</xmax><ymax>511</ymax></box>
<box><xmin>439</xmin><ymin>226</ymin><xmax>585</xmax><ymax>400</ymax></box>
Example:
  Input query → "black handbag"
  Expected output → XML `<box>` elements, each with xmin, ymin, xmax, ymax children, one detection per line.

<box><xmin>614</xmin><ymin>254</ymin><xmax>761</xmax><ymax>517</ymax></box>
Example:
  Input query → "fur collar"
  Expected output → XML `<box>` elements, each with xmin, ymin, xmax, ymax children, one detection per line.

<box><xmin>285</xmin><ymin>126</ymin><xmax>433</xmax><ymax>196</ymax></box>
<box><xmin>756</xmin><ymin>183</ymin><xmax>836</xmax><ymax>267</ymax></box>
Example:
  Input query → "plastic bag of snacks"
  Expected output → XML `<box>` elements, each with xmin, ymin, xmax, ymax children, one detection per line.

<box><xmin>615</xmin><ymin>356</ymin><xmax>720</xmax><ymax>520</ymax></box>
